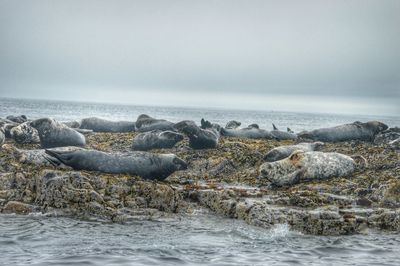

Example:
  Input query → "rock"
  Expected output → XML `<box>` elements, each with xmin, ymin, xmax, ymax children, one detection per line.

<box><xmin>2</xmin><ymin>201</ymin><xmax>33</xmax><ymax>214</ymax></box>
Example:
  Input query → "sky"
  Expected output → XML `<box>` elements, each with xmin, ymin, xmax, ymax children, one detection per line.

<box><xmin>0</xmin><ymin>0</ymin><xmax>399</xmax><ymax>115</ymax></box>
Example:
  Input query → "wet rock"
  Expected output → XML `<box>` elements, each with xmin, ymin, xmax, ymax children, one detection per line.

<box><xmin>2</xmin><ymin>201</ymin><xmax>33</xmax><ymax>214</ymax></box>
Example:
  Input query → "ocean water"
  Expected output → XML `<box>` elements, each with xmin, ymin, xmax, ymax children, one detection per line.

<box><xmin>0</xmin><ymin>97</ymin><xmax>399</xmax><ymax>131</ymax></box>
<box><xmin>1</xmin><ymin>97</ymin><xmax>400</xmax><ymax>266</ymax></box>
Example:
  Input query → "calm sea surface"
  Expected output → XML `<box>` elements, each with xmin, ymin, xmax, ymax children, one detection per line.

<box><xmin>0</xmin><ymin>97</ymin><xmax>399</xmax><ymax>266</ymax></box>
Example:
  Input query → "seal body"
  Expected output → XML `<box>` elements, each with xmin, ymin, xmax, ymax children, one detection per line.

<box><xmin>6</xmin><ymin>115</ymin><xmax>27</xmax><ymax>124</ymax></box>
<box><xmin>30</xmin><ymin>118</ymin><xmax>86</xmax><ymax>148</ymax></box>
<box><xmin>132</xmin><ymin>130</ymin><xmax>184</xmax><ymax>151</ymax></box>
<box><xmin>270</xmin><ymin>130</ymin><xmax>297</xmax><ymax>140</ymax></box>
<box><xmin>175</xmin><ymin>120</ymin><xmax>219</xmax><ymax>149</ymax></box>
<box><xmin>0</xmin><ymin>128</ymin><xmax>4</xmax><ymax>147</ymax></box>
<box><xmin>45</xmin><ymin>148</ymin><xmax>187</xmax><ymax>180</ymax></box>
<box><xmin>80</xmin><ymin>117</ymin><xmax>135</xmax><ymax>132</ymax></box>
<box><xmin>264</xmin><ymin>142</ymin><xmax>324</xmax><ymax>162</ymax></box>
<box><xmin>298</xmin><ymin>121</ymin><xmax>388</xmax><ymax>142</ymax></box>
<box><xmin>135</xmin><ymin>114</ymin><xmax>175</xmax><ymax>132</ymax></box>
<box><xmin>259</xmin><ymin>151</ymin><xmax>355</xmax><ymax>187</ymax></box>
<box><xmin>221</xmin><ymin>127</ymin><xmax>273</xmax><ymax>139</ymax></box>
<box><xmin>225</xmin><ymin>120</ymin><xmax>241</xmax><ymax>129</ymax></box>
<box><xmin>10</xmin><ymin>122</ymin><xmax>40</xmax><ymax>144</ymax></box>
<box><xmin>63</xmin><ymin>121</ymin><xmax>81</xmax><ymax>128</ymax></box>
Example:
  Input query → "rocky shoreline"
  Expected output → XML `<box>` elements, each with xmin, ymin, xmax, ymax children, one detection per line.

<box><xmin>1</xmin><ymin>123</ymin><xmax>399</xmax><ymax>235</ymax></box>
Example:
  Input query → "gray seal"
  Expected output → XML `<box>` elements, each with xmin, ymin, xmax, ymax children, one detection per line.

<box><xmin>270</xmin><ymin>124</ymin><xmax>297</xmax><ymax>140</ymax></box>
<box><xmin>298</xmin><ymin>121</ymin><xmax>388</xmax><ymax>142</ymax></box>
<box><xmin>259</xmin><ymin>150</ymin><xmax>362</xmax><ymax>187</ymax></box>
<box><xmin>264</xmin><ymin>142</ymin><xmax>324</xmax><ymax>162</ymax></box>
<box><xmin>221</xmin><ymin>126</ymin><xmax>273</xmax><ymax>139</ymax></box>
<box><xmin>45</xmin><ymin>147</ymin><xmax>187</xmax><ymax>180</ymax></box>
<box><xmin>175</xmin><ymin>119</ymin><xmax>219</xmax><ymax>149</ymax></box>
<box><xmin>225</xmin><ymin>120</ymin><xmax>241</xmax><ymax>129</ymax></box>
<box><xmin>63</xmin><ymin>120</ymin><xmax>81</xmax><ymax>128</ymax></box>
<box><xmin>0</xmin><ymin>126</ymin><xmax>5</xmax><ymax>147</ymax></box>
<box><xmin>135</xmin><ymin>114</ymin><xmax>175</xmax><ymax>132</ymax></box>
<box><xmin>10</xmin><ymin>122</ymin><xmax>40</xmax><ymax>144</ymax></box>
<box><xmin>6</xmin><ymin>115</ymin><xmax>28</xmax><ymax>124</ymax></box>
<box><xmin>30</xmin><ymin>118</ymin><xmax>86</xmax><ymax>148</ymax></box>
<box><xmin>132</xmin><ymin>130</ymin><xmax>184</xmax><ymax>151</ymax></box>
<box><xmin>80</xmin><ymin>117</ymin><xmax>135</xmax><ymax>132</ymax></box>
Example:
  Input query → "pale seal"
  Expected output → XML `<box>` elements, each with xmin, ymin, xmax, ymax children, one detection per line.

<box><xmin>0</xmin><ymin>126</ymin><xmax>5</xmax><ymax>147</ymax></box>
<box><xmin>298</xmin><ymin>121</ymin><xmax>388</xmax><ymax>142</ymax></box>
<box><xmin>30</xmin><ymin>118</ymin><xmax>86</xmax><ymax>148</ymax></box>
<box><xmin>80</xmin><ymin>117</ymin><xmax>135</xmax><ymax>132</ymax></box>
<box><xmin>132</xmin><ymin>130</ymin><xmax>184</xmax><ymax>151</ymax></box>
<box><xmin>264</xmin><ymin>142</ymin><xmax>324</xmax><ymax>162</ymax></box>
<box><xmin>135</xmin><ymin>114</ymin><xmax>175</xmax><ymax>132</ymax></box>
<box><xmin>10</xmin><ymin>122</ymin><xmax>40</xmax><ymax>144</ymax></box>
<box><xmin>45</xmin><ymin>147</ymin><xmax>187</xmax><ymax>180</ymax></box>
<box><xmin>63</xmin><ymin>121</ymin><xmax>81</xmax><ymax>128</ymax></box>
<box><xmin>259</xmin><ymin>150</ymin><xmax>362</xmax><ymax>187</ymax></box>
<box><xmin>225</xmin><ymin>120</ymin><xmax>241</xmax><ymax>129</ymax></box>
<box><xmin>175</xmin><ymin>119</ymin><xmax>219</xmax><ymax>149</ymax></box>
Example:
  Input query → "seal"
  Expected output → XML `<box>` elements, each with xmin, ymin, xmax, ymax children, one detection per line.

<box><xmin>298</xmin><ymin>121</ymin><xmax>388</xmax><ymax>142</ymax></box>
<box><xmin>259</xmin><ymin>150</ymin><xmax>362</xmax><ymax>187</ymax></box>
<box><xmin>225</xmin><ymin>120</ymin><xmax>241</xmax><ymax>129</ymax></box>
<box><xmin>10</xmin><ymin>122</ymin><xmax>40</xmax><ymax>144</ymax></box>
<box><xmin>264</xmin><ymin>142</ymin><xmax>324</xmax><ymax>162</ymax></box>
<box><xmin>135</xmin><ymin>114</ymin><xmax>175</xmax><ymax>132</ymax></box>
<box><xmin>63</xmin><ymin>121</ymin><xmax>81</xmax><ymax>128</ymax></box>
<box><xmin>270</xmin><ymin>124</ymin><xmax>297</xmax><ymax>140</ymax></box>
<box><xmin>132</xmin><ymin>130</ymin><xmax>184</xmax><ymax>151</ymax></box>
<box><xmin>30</xmin><ymin>118</ymin><xmax>86</xmax><ymax>148</ymax></box>
<box><xmin>80</xmin><ymin>117</ymin><xmax>136</xmax><ymax>132</ymax></box>
<box><xmin>45</xmin><ymin>147</ymin><xmax>187</xmax><ymax>180</ymax></box>
<box><xmin>221</xmin><ymin>125</ymin><xmax>273</xmax><ymax>139</ymax></box>
<box><xmin>175</xmin><ymin>120</ymin><xmax>219</xmax><ymax>149</ymax></box>
<box><xmin>0</xmin><ymin>126</ymin><xmax>5</xmax><ymax>147</ymax></box>
<box><xmin>6</xmin><ymin>115</ymin><xmax>28</xmax><ymax>124</ymax></box>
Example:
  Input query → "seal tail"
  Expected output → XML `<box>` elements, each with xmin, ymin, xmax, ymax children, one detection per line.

<box><xmin>351</xmin><ymin>155</ymin><xmax>368</xmax><ymax>168</ymax></box>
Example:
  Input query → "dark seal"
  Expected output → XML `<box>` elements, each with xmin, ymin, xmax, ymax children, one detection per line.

<box><xmin>45</xmin><ymin>147</ymin><xmax>187</xmax><ymax>180</ymax></box>
<box><xmin>135</xmin><ymin>114</ymin><xmax>175</xmax><ymax>132</ymax></box>
<box><xmin>80</xmin><ymin>117</ymin><xmax>136</xmax><ymax>132</ymax></box>
<box><xmin>132</xmin><ymin>130</ymin><xmax>184</xmax><ymax>151</ymax></box>
<box><xmin>30</xmin><ymin>118</ymin><xmax>86</xmax><ymax>148</ymax></box>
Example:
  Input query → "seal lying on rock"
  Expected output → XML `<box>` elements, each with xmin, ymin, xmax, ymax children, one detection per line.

<box><xmin>264</xmin><ymin>142</ymin><xmax>324</xmax><ymax>162</ymax></box>
<box><xmin>270</xmin><ymin>124</ymin><xmax>297</xmax><ymax>140</ymax></box>
<box><xmin>63</xmin><ymin>120</ymin><xmax>81</xmax><ymax>128</ymax></box>
<box><xmin>45</xmin><ymin>147</ymin><xmax>187</xmax><ymax>180</ymax></box>
<box><xmin>135</xmin><ymin>114</ymin><xmax>175</xmax><ymax>132</ymax></box>
<box><xmin>10</xmin><ymin>122</ymin><xmax>40</xmax><ymax>144</ymax></box>
<box><xmin>80</xmin><ymin>117</ymin><xmax>135</xmax><ymax>132</ymax></box>
<box><xmin>6</xmin><ymin>115</ymin><xmax>28</xmax><ymax>124</ymax></box>
<box><xmin>132</xmin><ymin>130</ymin><xmax>184</xmax><ymax>151</ymax></box>
<box><xmin>30</xmin><ymin>118</ymin><xmax>86</xmax><ymax>148</ymax></box>
<box><xmin>225</xmin><ymin>120</ymin><xmax>241</xmax><ymax>129</ymax></box>
<box><xmin>259</xmin><ymin>151</ymin><xmax>363</xmax><ymax>187</ymax></box>
<box><xmin>175</xmin><ymin>120</ymin><xmax>219</xmax><ymax>149</ymax></box>
<box><xmin>221</xmin><ymin>125</ymin><xmax>273</xmax><ymax>139</ymax></box>
<box><xmin>298</xmin><ymin>121</ymin><xmax>388</xmax><ymax>142</ymax></box>
<box><xmin>0</xmin><ymin>126</ymin><xmax>5</xmax><ymax>147</ymax></box>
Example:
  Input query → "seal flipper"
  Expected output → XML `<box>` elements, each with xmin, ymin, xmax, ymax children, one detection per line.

<box><xmin>272</xmin><ymin>123</ymin><xmax>278</xmax><ymax>130</ymax></box>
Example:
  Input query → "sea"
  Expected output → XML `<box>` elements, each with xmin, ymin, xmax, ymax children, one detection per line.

<box><xmin>0</xmin><ymin>97</ymin><xmax>399</xmax><ymax>266</ymax></box>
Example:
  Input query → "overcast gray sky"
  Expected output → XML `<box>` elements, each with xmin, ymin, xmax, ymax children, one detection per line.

<box><xmin>0</xmin><ymin>0</ymin><xmax>399</xmax><ymax>115</ymax></box>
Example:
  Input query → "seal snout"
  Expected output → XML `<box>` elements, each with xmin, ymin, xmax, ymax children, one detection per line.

<box><xmin>173</xmin><ymin>157</ymin><xmax>188</xmax><ymax>170</ymax></box>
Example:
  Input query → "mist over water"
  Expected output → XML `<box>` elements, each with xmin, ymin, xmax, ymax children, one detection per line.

<box><xmin>0</xmin><ymin>97</ymin><xmax>398</xmax><ymax>132</ymax></box>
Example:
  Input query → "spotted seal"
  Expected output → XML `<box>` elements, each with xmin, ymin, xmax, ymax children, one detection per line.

<box><xmin>132</xmin><ymin>130</ymin><xmax>184</xmax><ymax>151</ymax></box>
<box><xmin>259</xmin><ymin>151</ymin><xmax>364</xmax><ymax>187</ymax></box>
<box><xmin>174</xmin><ymin>119</ymin><xmax>219</xmax><ymax>149</ymax></box>
<box><xmin>80</xmin><ymin>117</ymin><xmax>135</xmax><ymax>132</ymax></box>
<box><xmin>264</xmin><ymin>142</ymin><xmax>324</xmax><ymax>162</ymax></box>
<box><xmin>298</xmin><ymin>121</ymin><xmax>388</xmax><ymax>142</ymax></box>
<box><xmin>30</xmin><ymin>118</ymin><xmax>86</xmax><ymax>148</ymax></box>
<box><xmin>10</xmin><ymin>122</ymin><xmax>40</xmax><ymax>144</ymax></box>
<box><xmin>45</xmin><ymin>147</ymin><xmax>187</xmax><ymax>180</ymax></box>
<box><xmin>135</xmin><ymin>114</ymin><xmax>175</xmax><ymax>132</ymax></box>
